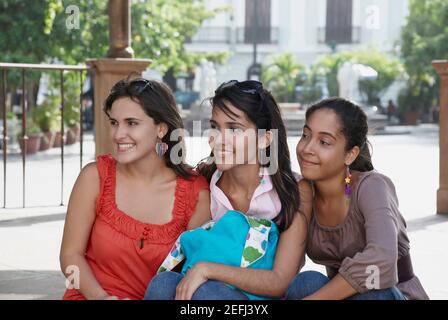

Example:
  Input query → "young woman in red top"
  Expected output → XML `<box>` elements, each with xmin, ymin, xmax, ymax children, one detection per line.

<box><xmin>60</xmin><ymin>78</ymin><xmax>211</xmax><ymax>300</ymax></box>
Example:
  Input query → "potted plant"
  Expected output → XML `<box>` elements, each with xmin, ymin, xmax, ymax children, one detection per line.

<box><xmin>40</xmin><ymin>74</ymin><xmax>65</xmax><ymax>148</ymax></box>
<box><xmin>404</xmin><ymin>107</ymin><xmax>421</xmax><ymax>125</ymax></box>
<box><xmin>262</xmin><ymin>53</ymin><xmax>303</xmax><ymax>104</ymax></box>
<box><xmin>62</xmin><ymin>76</ymin><xmax>81</xmax><ymax>145</ymax></box>
<box><xmin>398</xmin><ymin>85</ymin><xmax>423</xmax><ymax>125</ymax></box>
<box><xmin>64</xmin><ymin>103</ymin><xmax>81</xmax><ymax>145</ymax></box>
<box><xmin>34</xmin><ymin>98</ymin><xmax>61</xmax><ymax>151</ymax></box>
<box><xmin>18</xmin><ymin>120</ymin><xmax>42</xmax><ymax>154</ymax></box>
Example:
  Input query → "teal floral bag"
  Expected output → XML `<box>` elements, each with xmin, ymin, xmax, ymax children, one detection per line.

<box><xmin>157</xmin><ymin>210</ymin><xmax>279</xmax><ymax>300</ymax></box>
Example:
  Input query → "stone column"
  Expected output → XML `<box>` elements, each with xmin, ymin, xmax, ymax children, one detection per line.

<box><xmin>107</xmin><ymin>0</ymin><xmax>134</xmax><ymax>58</ymax></box>
<box><xmin>433</xmin><ymin>60</ymin><xmax>448</xmax><ymax>214</ymax></box>
<box><xmin>85</xmin><ymin>58</ymin><xmax>152</xmax><ymax>156</ymax></box>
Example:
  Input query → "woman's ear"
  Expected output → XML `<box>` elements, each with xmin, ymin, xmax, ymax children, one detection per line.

<box><xmin>158</xmin><ymin>123</ymin><xmax>169</xmax><ymax>139</ymax></box>
<box><xmin>258</xmin><ymin>130</ymin><xmax>273</xmax><ymax>150</ymax></box>
<box><xmin>345</xmin><ymin>146</ymin><xmax>360</xmax><ymax>166</ymax></box>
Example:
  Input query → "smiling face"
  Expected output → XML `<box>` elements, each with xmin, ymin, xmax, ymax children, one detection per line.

<box><xmin>296</xmin><ymin>108</ymin><xmax>358</xmax><ymax>181</ymax></box>
<box><xmin>209</xmin><ymin>101</ymin><xmax>262</xmax><ymax>172</ymax></box>
<box><xmin>108</xmin><ymin>97</ymin><xmax>166</xmax><ymax>164</ymax></box>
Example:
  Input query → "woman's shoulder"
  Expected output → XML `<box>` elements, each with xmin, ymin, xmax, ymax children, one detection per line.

<box><xmin>175</xmin><ymin>171</ymin><xmax>210</xmax><ymax>221</ymax></box>
<box><xmin>177</xmin><ymin>171</ymin><xmax>210</xmax><ymax>203</ymax></box>
<box><xmin>353</xmin><ymin>170</ymin><xmax>399</xmax><ymax>211</ymax></box>
<box><xmin>84</xmin><ymin>154</ymin><xmax>115</xmax><ymax>182</ymax></box>
<box><xmin>355</xmin><ymin>170</ymin><xmax>396</xmax><ymax>193</ymax></box>
<box><xmin>293</xmin><ymin>172</ymin><xmax>313</xmax><ymax>199</ymax></box>
<box><xmin>70</xmin><ymin>161</ymin><xmax>100</xmax><ymax>201</ymax></box>
<box><xmin>296</xmin><ymin>178</ymin><xmax>313</xmax><ymax>223</ymax></box>
<box><xmin>79</xmin><ymin>161</ymin><xmax>100</xmax><ymax>182</ymax></box>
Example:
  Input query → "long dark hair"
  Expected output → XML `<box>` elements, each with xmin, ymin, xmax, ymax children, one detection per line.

<box><xmin>197</xmin><ymin>80</ymin><xmax>300</xmax><ymax>232</ymax></box>
<box><xmin>103</xmin><ymin>78</ymin><xmax>193</xmax><ymax>179</ymax></box>
<box><xmin>305</xmin><ymin>97</ymin><xmax>374</xmax><ymax>172</ymax></box>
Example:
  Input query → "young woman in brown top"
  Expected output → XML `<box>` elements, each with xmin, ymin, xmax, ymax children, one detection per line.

<box><xmin>287</xmin><ymin>97</ymin><xmax>429</xmax><ymax>300</ymax></box>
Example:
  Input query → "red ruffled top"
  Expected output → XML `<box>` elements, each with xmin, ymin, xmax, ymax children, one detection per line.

<box><xmin>63</xmin><ymin>154</ymin><xmax>209</xmax><ymax>300</ymax></box>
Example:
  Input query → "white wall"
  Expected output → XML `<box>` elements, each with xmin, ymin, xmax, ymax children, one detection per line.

<box><xmin>185</xmin><ymin>0</ymin><xmax>409</xmax><ymax>88</ymax></box>
<box><xmin>202</xmin><ymin>0</ymin><xmax>232</xmax><ymax>26</ymax></box>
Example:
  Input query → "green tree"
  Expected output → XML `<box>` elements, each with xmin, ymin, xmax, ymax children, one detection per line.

<box><xmin>131</xmin><ymin>0</ymin><xmax>230</xmax><ymax>74</ymax></box>
<box><xmin>0</xmin><ymin>0</ymin><xmax>228</xmax><ymax>69</ymax></box>
<box><xmin>0</xmin><ymin>0</ymin><xmax>230</xmax><ymax>111</ymax></box>
<box><xmin>400</xmin><ymin>0</ymin><xmax>448</xmax><ymax>114</ymax></box>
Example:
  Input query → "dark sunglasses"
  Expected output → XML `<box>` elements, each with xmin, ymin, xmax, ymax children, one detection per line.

<box><xmin>129</xmin><ymin>79</ymin><xmax>154</xmax><ymax>95</ymax></box>
<box><xmin>215</xmin><ymin>80</ymin><xmax>263</xmax><ymax>95</ymax></box>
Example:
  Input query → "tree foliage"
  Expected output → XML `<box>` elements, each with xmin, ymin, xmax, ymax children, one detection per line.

<box><xmin>0</xmin><ymin>0</ymin><xmax>229</xmax><ymax>72</ymax></box>
<box><xmin>0</xmin><ymin>0</ymin><xmax>230</xmax><ymax>115</ymax></box>
<box><xmin>400</xmin><ymin>0</ymin><xmax>448</xmax><ymax>112</ymax></box>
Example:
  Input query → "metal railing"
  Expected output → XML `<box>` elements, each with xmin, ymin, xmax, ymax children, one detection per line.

<box><xmin>0</xmin><ymin>62</ymin><xmax>89</xmax><ymax>208</ymax></box>
<box><xmin>185</xmin><ymin>27</ymin><xmax>231</xmax><ymax>43</ymax></box>
<box><xmin>317</xmin><ymin>26</ymin><xmax>361</xmax><ymax>44</ymax></box>
<box><xmin>186</xmin><ymin>26</ymin><xmax>279</xmax><ymax>45</ymax></box>
<box><xmin>236</xmin><ymin>26</ymin><xmax>279</xmax><ymax>44</ymax></box>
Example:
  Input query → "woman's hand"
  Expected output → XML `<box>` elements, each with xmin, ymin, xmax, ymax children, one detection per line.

<box><xmin>175</xmin><ymin>262</ymin><xmax>210</xmax><ymax>300</ymax></box>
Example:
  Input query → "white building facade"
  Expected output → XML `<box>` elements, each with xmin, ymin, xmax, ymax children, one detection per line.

<box><xmin>185</xmin><ymin>0</ymin><xmax>409</xmax><ymax>95</ymax></box>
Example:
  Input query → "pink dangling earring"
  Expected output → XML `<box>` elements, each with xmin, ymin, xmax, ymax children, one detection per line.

<box><xmin>155</xmin><ymin>139</ymin><xmax>168</xmax><ymax>157</ymax></box>
<box><xmin>344</xmin><ymin>165</ymin><xmax>352</xmax><ymax>204</ymax></box>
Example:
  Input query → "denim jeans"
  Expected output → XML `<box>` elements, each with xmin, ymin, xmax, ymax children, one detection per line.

<box><xmin>144</xmin><ymin>271</ymin><xmax>249</xmax><ymax>300</ymax></box>
<box><xmin>285</xmin><ymin>271</ymin><xmax>406</xmax><ymax>300</ymax></box>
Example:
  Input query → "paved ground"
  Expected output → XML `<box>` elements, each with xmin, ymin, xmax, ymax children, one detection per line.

<box><xmin>0</xmin><ymin>124</ymin><xmax>447</xmax><ymax>299</ymax></box>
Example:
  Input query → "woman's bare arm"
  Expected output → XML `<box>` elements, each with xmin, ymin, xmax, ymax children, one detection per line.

<box><xmin>187</xmin><ymin>189</ymin><xmax>211</xmax><ymax>230</ymax></box>
<box><xmin>59</xmin><ymin>162</ymin><xmax>112</xmax><ymax>300</ymax></box>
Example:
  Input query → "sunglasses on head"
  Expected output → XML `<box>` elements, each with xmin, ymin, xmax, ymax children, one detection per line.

<box><xmin>215</xmin><ymin>80</ymin><xmax>263</xmax><ymax>95</ymax></box>
<box><xmin>129</xmin><ymin>78</ymin><xmax>154</xmax><ymax>95</ymax></box>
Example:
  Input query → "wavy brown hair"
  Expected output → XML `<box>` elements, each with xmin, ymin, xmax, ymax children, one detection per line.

<box><xmin>104</xmin><ymin>78</ymin><xmax>193</xmax><ymax>179</ymax></box>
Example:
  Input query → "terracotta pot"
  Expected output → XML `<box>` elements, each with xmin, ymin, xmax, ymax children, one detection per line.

<box><xmin>72</xmin><ymin>123</ymin><xmax>81</xmax><ymax>142</ymax></box>
<box><xmin>39</xmin><ymin>131</ymin><xmax>56</xmax><ymax>151</ymax></box>
<box><xmin>404</xmin><ymin>111</ymin><xmax>421</xmax><ymax>125</ymax></box>
<box><xmin>19</xmin><ymin>135</ymin><xmax>42</xmax><ymax>154</ymax></box>
<box><xmin>65</xmin><ymin>128</ymin><xmax>76</xmax><ymax>145</ymax></box>
<box><xmin>53</xmin><ymin>131</ymin><xmax>63</xmax><ymax>148</ymax></box>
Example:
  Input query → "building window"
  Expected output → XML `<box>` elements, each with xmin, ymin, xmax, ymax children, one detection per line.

<box><xmin>244</xmin><ymin>0</ymin><xmax>271</xmax><ymax>44</ymax></box>
<box><xmin>325</xmin><ymin>0</ymin><xmax>353</xmax><ymax>44</ymax></box>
